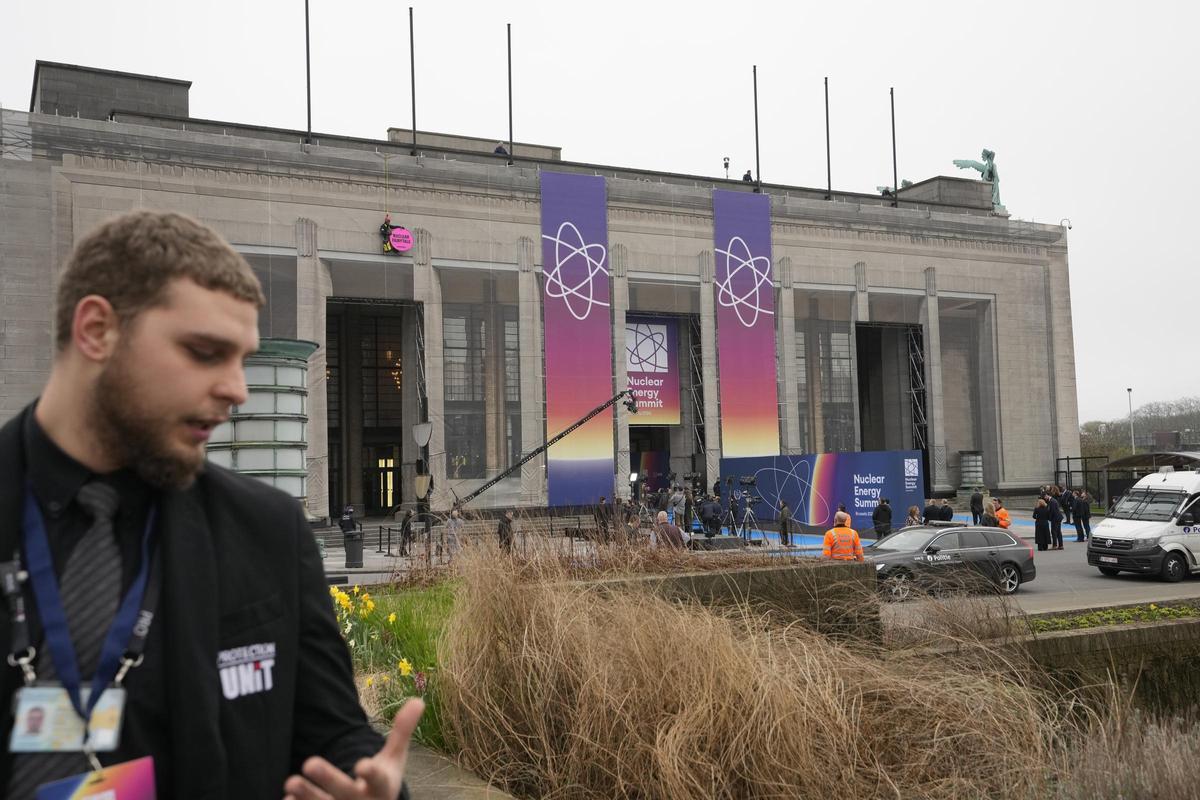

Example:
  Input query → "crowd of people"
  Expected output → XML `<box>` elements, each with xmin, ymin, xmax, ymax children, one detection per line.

<box><xmin>1032</xmin><ymin>485</ymin><xmax>1092</xmax><ymax>551</ymax></box>
<box><xmin>491</xmin><ymin>482</ymin><xmax>1097</xmax><ymax>561</ymax></box>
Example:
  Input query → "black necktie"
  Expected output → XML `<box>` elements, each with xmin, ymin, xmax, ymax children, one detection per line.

<box><xmin>8</xmin><ymin>481</ymin><xmax>123</xmax><ymax>797</ymax></box>
<box><xmin>55</xmin><ymin>481</ymin><xmax>123</xmax><ymax>677</ymax></box>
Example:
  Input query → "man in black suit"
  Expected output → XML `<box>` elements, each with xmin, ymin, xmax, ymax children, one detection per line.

<box><xmin>0</xmin><ymin>211</ymin><xmax>419</xmax><ymax>798</ymax></box>
<box><xmin>871</xmin><ymin>498</ymin><xmax>892</xmax><ymax>538</ymax></box>
<box><xmin>939</xmin><ymin>498</ymin><xmax>956</xmax><ymax>522</ymax></box>
<box><xmin>1047</xmin><ymin>490</ymin><xmax>1065</xmax><ymax>550</ymax></box>
<box><xmin>969</xmin><ymin>490</ymin><xmax>984</xmax><ymax>526</ymax></box>
<box><xmin>922</xmin><ymin>499</ymin><xmax>939</xmax><ymax>525</ymax></box>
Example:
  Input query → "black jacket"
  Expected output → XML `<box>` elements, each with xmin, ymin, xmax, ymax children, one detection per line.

<box><xmin>1075</xmin><ymin>496</ymin><xmax>1091</xmax><ymax>520</ymax></box>
<box><xmin>922</xmin><ymin>504</ymin><xmax>938</xmax><ymax>524</ymax></box>
<box><xmin>1047</xmin><ymin>497</ymin><xmax>1063</xmax><ymax>523</ymax></box>
<box><xmin>969</xmin><ymin>492</ymin><xmax>984</xmax><ymax>513</ymax></box>
<box><xmin>0</xmin><ymin>407</ymin><xmax>401</xmax><ymax>799</ymax></box>
<box><xmin>872</xmin><ymin>503</ymin><xmax>892</xmax><ymax>527</ymax></box>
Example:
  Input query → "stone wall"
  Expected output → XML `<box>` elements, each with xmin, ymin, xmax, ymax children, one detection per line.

<box><xmin>32</xmin><ymin>62</ymin><xmax>189</xmax><ymax>121</ymax></box>
<box><xmin>1019</xmin><ymin>618</ymin><xmax>1200</xmax><ymax>711</ymax></box>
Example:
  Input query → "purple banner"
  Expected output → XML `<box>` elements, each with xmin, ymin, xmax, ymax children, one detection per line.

<box><xmin>540</xmin><ymin>172</ymin><xmax>615</xmax><ymax>506</ymax></box>
<box><xmin>712</xmin><ymin>190</ymin><xmax>780</xmax><ymax>457</ymax></box>
<box><xmin>625</xmin><ymin>315</ymin><xmax>681</xmax><ymax>425</ymax></box>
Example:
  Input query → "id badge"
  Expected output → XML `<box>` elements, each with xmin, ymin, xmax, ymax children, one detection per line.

<box><xmin>35</xmin><ymin>755</ymin><xmax>156</xmax><ymax>800</ymax></box>
<box><xmin>10</xmin><ymin>685</ymin><xmax>127</xmax><ymax>753</ymax></box>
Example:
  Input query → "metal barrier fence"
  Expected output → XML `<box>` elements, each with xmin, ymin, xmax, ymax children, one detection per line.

<box><xmin>316</xmin><ymin>515</ymin><xmax>642</xmax><ymax>570</ymax></box>
<box><xmin>1055</xmin><ymin>455</ymin><xmax>1110</xmax><ymax>507</ymax></box>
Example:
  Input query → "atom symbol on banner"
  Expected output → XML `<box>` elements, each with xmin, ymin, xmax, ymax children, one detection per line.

<box><xmin>715</xmin><ymin>235</ymin><xmax>774</xmax><ymax>328</ymax></box>
<box><xmin>542</xmin><ymin>221</ymin><xmax>609</xmax><ymax>322</ymax></box>
<box><xmin>754</xmin><ymin>461</ymin><xmax>832</xmax><ymax>525</ymax></box>
<box><xmin>626</xmin><ymin>323</ymin><xmax>669</xmax><ymax>373</ymax></box>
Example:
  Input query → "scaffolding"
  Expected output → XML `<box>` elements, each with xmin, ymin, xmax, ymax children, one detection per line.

<box><xmin>688</xmin><ymin>316</ymin><xmax>706</xmax><ymax>475</ymax></box>
<box><xmin>907</xmin><ymin>325</ymin><xmax>928</xmax><ymax>453</ymax></box>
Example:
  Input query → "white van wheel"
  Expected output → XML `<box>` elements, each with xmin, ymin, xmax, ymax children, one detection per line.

<box><xmin>1162</xmin><ymin>553</ymin><xmax>1187</xmax><ymax>583</ymax></box>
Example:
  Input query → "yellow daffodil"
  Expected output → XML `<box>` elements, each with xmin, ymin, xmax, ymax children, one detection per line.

<box><xmin>387</xmin><ymin>612</ymin><xmax>397</xmax><ymax>624</ymax></box>
<box><xmin>1150</xmin><ymin>603</ymin><xmax>1158</xmax><ymax>610</ymax></box>
<box><xmin>366</xmin><ymin>600</ymin><xmax>376</xmax><ymax>612</ymax></box>
<box><xmin>361</xmin><ymin>592</ymin><xmax>371</xmax><ymax>602</ymax></box>
<box><xmin>329</xmin><ymin>586</ymin><xmax>338</xmax><ymax>597</ymax></box>
<box><xmin>398</xmin><ymin>658</ymin><xmax>413</xmax><ymax>677</ymax></box>
<box><xmin>381</xmin><ymin>674</ymin><xmax>391</xmax><ymax>683</ymax></box>
<box><xmin>365</xmin><ymin>676</ymin><xmax>374</xmax><ymax>687</ymax></box>
<box><xmin>352</xmin><ymin>585</ymin><xmax>360</xmax><ymax>595</ymax></box>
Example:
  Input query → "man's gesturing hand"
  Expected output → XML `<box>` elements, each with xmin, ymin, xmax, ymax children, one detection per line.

<box><xmin>283</xmin><ymin>698</ymin><xmax>425</xmax><ymax>800</ymax></box>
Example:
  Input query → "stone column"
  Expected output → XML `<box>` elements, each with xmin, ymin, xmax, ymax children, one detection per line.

<box><xmin>295</xmin><ymin>218</ymin><xmax>331</xmax><ymax>522</ymax></box>
<box><xmin>611</xmin><ymin>244</ymin><xmax>631</xmax><ymax>500</ymax></box>
<box><xmin>922</xmin><ymin>267</ymin><xmax>951</xmax><ymax>492</ymax></box>
<box><xmin>517</xmin><ymin>236</ymin><xmax>547</xmax><ymax>505</ymax></box>
<box><xmin>807</xmin><ymin>298</ymin><xmax>824</xmax><ymax>453</ymax></box>
<box><xmin>411</xmin><ymin>228</ymin><xmax>449</xmax><ymax>510</ymax></box>
<box><xmin>776</xmin><ymin>257</ymin><xmax>802</xmax><ymax>455</ymax></box>
<box><xmin>853</xmin><ymin>261</ymin><xmax>870</xmax><ymax>323</ymax></box>
<box><xmin>977</xmin><ymin>300</ymin><xmax>1004</xmax><ymax>487</ymax></box>
<box><xmin>849</xmin><ymin>262</ymin><xmax>868</xmax><ymax>452</ymax></box>
<box><xmin>401</xmin><ymin>302</ymin><xmax>420</xmax><ymax>506</ymax></box>
<box><xmin>1046</xmin><ymin>241</ymin><xmax>1081</xmax><ymax>460</ymax></box>
<box><xmin>699</xmin><ymin>250</ymin><xmax>722</xmax><ymax>482</ymax></box>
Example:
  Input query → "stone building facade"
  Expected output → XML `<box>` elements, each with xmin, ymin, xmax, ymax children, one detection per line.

<box><xmin>0</xmin><ymin>62</ymin><xmax>1081</xmax><ymax>521</ymax></box>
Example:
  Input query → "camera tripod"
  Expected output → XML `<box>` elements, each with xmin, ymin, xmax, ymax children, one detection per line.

<box><xmin>718</xmin><ymin>504</ymin><xmax>738</xmax><ymax>537</ymax></box>
<box><xmin>737</xmin><ymin>503</ymin><xmax>762</xmax><ymax>542</ymax></box>
<box><xmin>636</xmin><ymin>499</ymin><xmax>657</xmax><ymax>527</ymax></box>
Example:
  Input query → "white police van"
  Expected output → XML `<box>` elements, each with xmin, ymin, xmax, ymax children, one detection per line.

<box><xmin>1087</xmin><ymin>469</ymin><xmax>1200</xmax><ymax>582</ymax></box>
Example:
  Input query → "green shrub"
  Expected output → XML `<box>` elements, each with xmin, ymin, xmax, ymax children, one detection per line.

<box><xmin>1031</xmin><ymin>603</ymin><xmax>1199</xmax><ymax>633</ymax></box>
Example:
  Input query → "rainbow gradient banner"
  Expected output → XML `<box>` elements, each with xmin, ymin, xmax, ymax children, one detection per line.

<box><xmin>720</xmin><ymin>450</ymin><xmax>926</xmax><ymax>533</ymax></box>
<box><xmin>712</xmin><ymin>190</ymin><xmax>780</xmax><ymax>457</ymax></box>
<box><xmin>625</xmin><ymin>315</ymin><xmax>681</xmax><ymax>426</ymax></box>
<box><xmin>541</xmin><ymin>172</ymin><xmax>614</xmax><ymax>506</ymax></box>
<box><xmin>34</xmin><ymin>756</ymin><xmax>156</xmax><ymax>798</ymax></box>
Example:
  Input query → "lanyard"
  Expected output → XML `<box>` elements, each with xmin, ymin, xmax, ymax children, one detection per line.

<box><xmin>15</xmin><ymin>483</ymin><xmax>160</xmax><ymax>724</ymax></box>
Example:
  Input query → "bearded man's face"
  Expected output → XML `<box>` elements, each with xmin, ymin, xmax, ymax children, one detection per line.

<box><xmin>92</xmin><ymin>278</ymin><xmax>259</xmax><ymax>489</ymax></box>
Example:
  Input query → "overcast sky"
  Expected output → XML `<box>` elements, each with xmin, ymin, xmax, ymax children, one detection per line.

<box><xmin>4</xmin><ymin>1</ymin><xmax>1194</xmax><ymax>424</ymax></box>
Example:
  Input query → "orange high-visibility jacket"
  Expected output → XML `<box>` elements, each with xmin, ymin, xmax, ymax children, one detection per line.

<box><xmin>822</xmin><ymin>525</ymin><xmax>864</xmax><ymax>561</ymax></box>
<box><xmin>996</xmin><ymin>508</ymin><xmax>1012</xmax><ymax>529</ymax></box>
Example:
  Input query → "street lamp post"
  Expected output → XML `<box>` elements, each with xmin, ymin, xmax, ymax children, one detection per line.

<box><xmin>1127</xmin><ymin>388</ymin><xmax>1135</xmax><ymax>454</ymax></box>
<box><xmin>413</xmin><ymin>421</ymin><xmax>434</xmax><ymax>563</ymax></box>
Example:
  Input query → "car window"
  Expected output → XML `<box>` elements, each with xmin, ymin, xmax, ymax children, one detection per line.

<box><xmin>1179</xmin><ymin>494</ymin><xmax>1200</xmax><ymax>523</ymax></box>
<box><xmin>931</xmin><ymin>532</ymin><xmax>959</xmax><ymax>550</ymax></box>
<box><xmin>872</xmin><ymin>529</ymin><xmax>937</xmax><ymax>553</ymax></box>
<box><xmin>983</xmin><ymin>530</ymin><xmax>1016</xmax><ymax>548</ymax></box>
<box><xmin>959</xmin><ymin>530</ymin><xmax>990</xmax><ymax>549</ymax></box>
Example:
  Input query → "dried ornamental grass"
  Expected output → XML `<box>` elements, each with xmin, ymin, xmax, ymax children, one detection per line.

<box><xmin>437</xmin><ymin>551</ymin><xmax>1063</xmax><ymax>799</ymax></box>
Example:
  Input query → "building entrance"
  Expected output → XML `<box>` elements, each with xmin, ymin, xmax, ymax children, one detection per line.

<box><xmin>326</xmin><ymin>301</ymin><xmax>417</xmax><ymax>518</ymax></box>
<box><xmin>630</xmin><ymin>426</ymin><xmax>671</xmax><ymax>504</ymax></box>
<box><xmin>364</xmin><ymin>445</ymin><xmax>401</xmax><ymax>516</ymax></box>
<box><xmin>855</xmin><ymin>322</ymin><xmax>929</xmax><ymax>492</ymax></box>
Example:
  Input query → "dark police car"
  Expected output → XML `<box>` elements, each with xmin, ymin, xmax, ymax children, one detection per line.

<box><xmin>866</xmin><ymin>524</ymin><xmax>1036</xmax><ymax>600</ymax></box>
